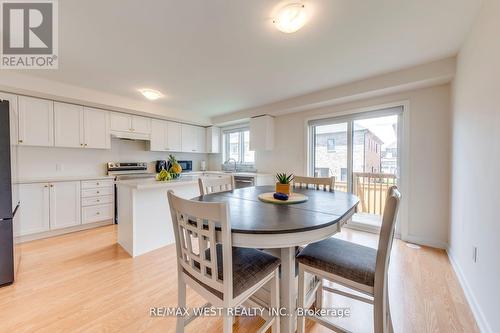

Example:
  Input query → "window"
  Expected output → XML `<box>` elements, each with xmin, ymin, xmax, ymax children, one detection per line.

<box><xmin>327</xmin><ymin>138</ymin><xmax>336</xmax><ymax>152</ymax></box>
<box><xmin>223</xmin><ymin>128</ymin><xmax>255</xmax><ymax>164</ymax></box>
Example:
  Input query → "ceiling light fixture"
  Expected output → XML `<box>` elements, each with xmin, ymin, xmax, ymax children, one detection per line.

<box><xmin>273</xmin><ymin>3</ymin><xmax>308</xmax><ymax>33</ymax></box>
<box><xmin>139</xmin><ymin>88</ymin><xmax>164</xmax><ymax>101</ymax></box>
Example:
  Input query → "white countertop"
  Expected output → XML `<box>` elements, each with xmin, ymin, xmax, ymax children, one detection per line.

<box><xmin>15</xmin><ymin>175</ymin><xmax>115</xmax><ymax>184</ymax></box>
<box><xmin>116</xmin><ymin>175</ymin><xmax>201</xmax><ymax>189</ymax></box>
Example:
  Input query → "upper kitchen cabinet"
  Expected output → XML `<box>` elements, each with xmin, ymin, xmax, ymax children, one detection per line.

<box><xmin>18</xmin><ymin>96</ymin><xmax>54</xmax><ymax>147</ymax></box>
<box><xmin>110</xmin><ymin>112</ymin><xmax>151</xmax><ymax>139</ymax></box>
<box><xmin>150</xmin><ymin>120</ymin><xmax>182</xmax><ymax>152</ymax></box>
<box><xmin>206</xmin><ymin>126</ymin><xmax>220</xmax><ymax>153</ymax></box>
<box><xmin>167</xmin><ymin>121</ymin><xmax>182</xmax><ymax>151</ymax></box>
<box><xmin>181</xmin><ymin>124</ymin><xmax>196</xmax><ymax>152</ymax></box>
<box><xmin>83</xmin><ymin>107</ymin><xmax>110</xmax><ymax>149</ymax></box>
<box><xmin>250</xmin><ymin>115</ymin><xmax>274</xmax><ymax>151</ymax></box>
<box><xmin>195</xmin><ymin>126</ymin><xmax>206</xmax><ymax>153</ymax></box>
<box><xmin>149</xmin><ymin>119</ymin><xmax>166</xmax><ymax>151</ymax></box>
<box><xmin>54</xmin><ymin>103</ymin><xmax>110</xmax><ymax>149</ymax></box>
<box><xmin>181</xmin><ymin>124</ymin><xmax>206</xmax><ymax>153</ymax></box>
<box><xmin>54</xmin><ymin>102</ymin><xmax>84</xmax><ymax>148</ymax></box>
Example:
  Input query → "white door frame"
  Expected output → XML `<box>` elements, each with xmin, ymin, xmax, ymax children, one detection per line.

<box><xmin>304</xmin><ymin>100</ymin><xmax>410</xmax><ymax>240</ymax></box>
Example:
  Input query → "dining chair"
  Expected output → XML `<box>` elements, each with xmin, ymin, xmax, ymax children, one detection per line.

<box><xmin>167</xmin><ymin>190</ymin><xmax>281</xmax><ymax>333</ymax></box>
<box><xmin>296</xmin><ymin>186</ymin><xmax>401</xmax><ymax>333</ymax></box>
<box><xmin>198</xmin><ymin>175</ymin><xmax>235</xmax><ymax>196</ymax></box>
<box><xmin>293</xmin><ymin>176</ymin><xmax>335</xmax><ymax>192</ymax></box>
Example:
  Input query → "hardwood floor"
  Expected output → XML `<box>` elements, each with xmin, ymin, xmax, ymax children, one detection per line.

<box><xmin>0</xmin><ymin>225</ymin><xmax>478</xmax><ymax>333</ymax></box>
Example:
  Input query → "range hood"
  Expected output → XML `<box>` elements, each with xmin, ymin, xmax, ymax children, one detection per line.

<box><xmin>110</xmin><ymin>131</ymin><xmax>151</xmax><ymax>141</ymax></box>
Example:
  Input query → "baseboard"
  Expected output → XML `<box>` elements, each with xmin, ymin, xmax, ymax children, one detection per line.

<box><xmin>447</xmin><ymin>249</ymin><xmax>492</xmax><ymax>333</ymax></box>
<box><xmin>15</xmin><ymin>220</ymin><xmax>114</xmax><ymax>243</ymax></box>
<box><xmin>403</xmin><ymin>234</ymin><xmax>448</xmax><ymax>249</ymax></box>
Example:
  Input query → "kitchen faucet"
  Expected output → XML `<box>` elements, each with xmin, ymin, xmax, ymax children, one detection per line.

<box><xmin>225</xmin><ymin>158</ymin><xmax>238</xmax><ymax>172</ymax></box>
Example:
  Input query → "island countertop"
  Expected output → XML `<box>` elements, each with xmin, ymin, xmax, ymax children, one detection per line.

<box><xmin>115</xmin><ymin>175</ymin><xmax>201</xmax><ymax>190</ymax></box>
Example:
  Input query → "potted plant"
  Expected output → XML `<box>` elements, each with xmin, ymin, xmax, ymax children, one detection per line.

<box><xmin>275</xmin><ymin>173</ymin><xmax>294</xmax><ymax>195</ymax></box>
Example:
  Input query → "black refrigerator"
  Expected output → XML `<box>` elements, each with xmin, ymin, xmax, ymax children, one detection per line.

<box><xmin>0</xmin><ymin>100</ymin><xmax>18</xmax><ymax>287</ymax></box>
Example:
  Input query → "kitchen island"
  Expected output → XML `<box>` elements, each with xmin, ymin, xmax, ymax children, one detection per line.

<box><xmin>115</xmin><ymin>176</ymin><xmax>202</xmax><ymax>257</ymax></box>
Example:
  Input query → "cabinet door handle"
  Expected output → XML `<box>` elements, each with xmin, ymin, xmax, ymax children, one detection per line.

<box><xmin>96</xmin><ymin>212</ymin><xmax>100</xmax><ymax>215</ymax></box>
<box><xmin>44</xmin><ymin>185</ymin><xmax>48</xmax><ymax>188</ymax></box>
<box><xmin>96</xmin><ymin>190</ymin><xmax>100</xmax><ymax>194</ymax></box>
<box><xmin>50</xmin><ymin>184</ymin><xmax>54</xmax><ymax>188</ymax></box>
<box><xmin>96</xmin><ymin>199</ymin><xmax>100</xmax><ymax>202</ymax></box>
<box><xmin>18</xmin><ymin>140</ymin><xmax>23</xmax><ymax>143</ymax></box>
<box><xmin>96</xmin><ymin>182</ymin><xmax>100</xmax><ymax>186</ymax></box>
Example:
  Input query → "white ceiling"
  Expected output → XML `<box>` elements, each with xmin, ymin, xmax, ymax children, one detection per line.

<box><xmin>27</xmin><ymin>0</ymin><xmax>481</xmax><ymax>119</ymax></box>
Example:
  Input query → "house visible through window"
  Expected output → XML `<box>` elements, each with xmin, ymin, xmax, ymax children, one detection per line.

<box><xmin>327</xmin><ymin>138</ymin><xmax>336</xmax><ymax>152</ymax></box>
<box><xmin>223</xmin><ymin>128</ymin><xmax>255</xmax><ymax>164</ymax></box>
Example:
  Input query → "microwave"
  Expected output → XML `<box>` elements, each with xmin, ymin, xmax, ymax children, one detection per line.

<box><xmin>167</xmin><ymin>160</ymin><xmax>192</xmax><ymax>172</ymax></box>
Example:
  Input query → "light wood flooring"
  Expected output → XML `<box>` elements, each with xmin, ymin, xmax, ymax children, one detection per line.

<box><xmin>0</xmin><ymin>225</ymin><xmax>479</xmax><ymax>332</ymax></box>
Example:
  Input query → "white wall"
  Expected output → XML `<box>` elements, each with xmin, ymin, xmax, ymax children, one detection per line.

<box><xmin>17</xmin><ymin>139</ymin><xmax>208</xmax><ymax>179</ymax></box>
<box><xmin>449</xmin><ymin>0</ymin><xmax>500</xmax><ymax>332</ymax></box>
<box><xmin>212</xmin><ymin>84</ymin><xmax>451</xmax><ymax>247</ymax></box>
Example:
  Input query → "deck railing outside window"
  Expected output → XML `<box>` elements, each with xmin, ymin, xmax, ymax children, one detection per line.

<box><xmin>352</xmin><ymin>172</ymin><xmax>397</xmax><ymax>216</ymax></box>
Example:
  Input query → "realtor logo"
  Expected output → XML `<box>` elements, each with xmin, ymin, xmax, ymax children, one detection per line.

<box><xmin>1</xmin><ymin>0</ymin><xmax>58</xmax><ymax>68</ymax></box>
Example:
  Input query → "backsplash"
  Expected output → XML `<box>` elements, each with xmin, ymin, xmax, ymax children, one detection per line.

<box><xmin>17</xmin><ymin>138</ymin><xmax>209</xmax><ymax>179</ymax></box>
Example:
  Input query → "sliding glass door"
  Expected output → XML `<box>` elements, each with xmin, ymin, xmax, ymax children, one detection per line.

<box><xmin>309</xmin><ymin>106</ymin><xmax>402</xmax><ymax>232</ymax></box>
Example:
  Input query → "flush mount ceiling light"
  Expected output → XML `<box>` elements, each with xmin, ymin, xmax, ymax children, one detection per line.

<box><xmin>273</xmin><ymin>3</ymin><xmax>308</xmax><ymax>33</ymax></box>
<box><xmin>139</xmin><ymin>88</ymin><xmax>164</xmax><ymax>100</ymax></box>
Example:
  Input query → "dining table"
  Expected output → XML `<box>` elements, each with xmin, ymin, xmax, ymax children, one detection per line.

<box><xmin>193</xmin><ymin>185</ymin><xmax>359</xmax><ymax>333</ymax></box>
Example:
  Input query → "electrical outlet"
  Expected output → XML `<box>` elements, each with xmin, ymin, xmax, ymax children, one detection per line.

<box><xmin>472</xmin><ymin>246</ymin><xmax>478</xmax><ymax>263</ymax></box>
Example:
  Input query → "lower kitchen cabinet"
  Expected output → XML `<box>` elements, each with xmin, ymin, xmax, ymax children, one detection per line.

<box><xmin>16</xmin><ymin>178</ymin><xmax>114</xmax><ymax>239</ymax></box>
<box><xmin>49</xmin><ymin>181</ymin><xmax>81</xmax><ymax>230</ymax></box>
<box><xmin>17</xmin><ymin>183</ymin><xmax>50</xmax><ymax>236</ymax></box>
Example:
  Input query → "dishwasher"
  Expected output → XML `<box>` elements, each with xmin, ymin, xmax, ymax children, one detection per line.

<box><xmin>234</xmin><ymin>176</ymin><xmax>255</xmax><ymax>189</ymax></box>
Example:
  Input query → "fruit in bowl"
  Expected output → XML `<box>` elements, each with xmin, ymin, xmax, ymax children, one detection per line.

<box><xmin>156</xmin><ymin>169</ymin><xmax>172</xmax><ymax>181</ymax></box>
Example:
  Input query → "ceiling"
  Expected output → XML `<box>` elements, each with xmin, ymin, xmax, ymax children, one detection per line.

<box><xmin>26</xmin><ymin>0</ymin><xmax>481</xmax><ymax>120</ymax></box>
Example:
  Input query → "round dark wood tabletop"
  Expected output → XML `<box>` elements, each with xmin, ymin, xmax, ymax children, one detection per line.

<box><xmin>193</xmin><ymin>185</ymin><xmax>359</xmax><ymax>234</ymax></box>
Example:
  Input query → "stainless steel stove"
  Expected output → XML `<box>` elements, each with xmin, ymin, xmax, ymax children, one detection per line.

<box><xmin>107</xmin><ymin>162</ymin><xmax>156</xmax><ymax>180</ymax></box>
<box><xmin>107</xmin><ymin>162</ymin><xmax>156</xmax><ymax>223</ymax></box>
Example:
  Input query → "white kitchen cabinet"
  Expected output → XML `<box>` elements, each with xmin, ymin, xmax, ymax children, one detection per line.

<box><xmin>54</xmin><ymin>104</ymin><xmax>110</xmax><ymax>149</ymax></box>
<box><xmin>167</xmin><ymin>121</ymin><xmax>182</xmax><ymax>151</ymax></box>
<box><xmin>49</xmin><ymin>181</ymin><xmax>81</xmax><ymax>230</ymax></box>
<box><xmin>132</xmin><ymin>116</ymin><xmax>151</xmax><ymax>134</ymax></box>
<box><xmin>83</xmin><ymin>107</ymin><xmax>110</xmax><ymax>149</ymax></box>
<box><xmin>150</xmin><ymin>119</ymin><xmax>167</xmax><ymax>151</ymax></box>
<box><xmin>150</xmin><ymin>120</ymin><xmax>183</xmax><ymax>152</ymax></box>
<box><xmin>82</xmin><ymin>204</ymin><xmax>113</xmax><ymax>224</ymax></box>
<box><xmin>17</xmin><ymin>183</ymin><xmax>50</xmax><ymax>236</ymax></box>
<box><xmin>181</xmin><ymin>124</ymin><xmax>206</xmax><ymax>153</ymax></box>
<box><xmin>206</xmin><ymin>126</ymin><xmax>220</xmax><ymax>153</ymax></box>
<box><xmin>195</xmin><ymin>126</ymin><xmax>206</xmax><ymax>153</ymax></box>
<box><xmin>110</xmin><ymin>112</ymin><xmax>151</xmax><ymax>137</ymax></box>
<box><xmin>18</xmin><ymin>96</ymin><xmax>54</xmax><ymax>147</ymax></box>
<box><xmin>181</xmin><ymin>124</ymin><xmax>197</xmax><ymax>152</ymax></box>
<box><xmin>110</xmin><ymin>112</ymin><xmax>131</xmax><ymax>132</ymax></box>
<box><xmin>54</xmin><ymin>102</ymin><xmax>84</xmax><ymax>148</ymax></box>
<box><xmin>250</xmin><ymin>115</ymin><xmax>274</xmax><ymax>151</ymax></box>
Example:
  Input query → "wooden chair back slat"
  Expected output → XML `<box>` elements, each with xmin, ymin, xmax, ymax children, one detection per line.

<box><xmin>198</xmin><ymin>175</ymin><xmax>235</xmax><ymax>196</ymax></box>
<box><xmin>293</xmin><ymin>176</ymin><xmax>335</xmax><ymax>192</ymax></box>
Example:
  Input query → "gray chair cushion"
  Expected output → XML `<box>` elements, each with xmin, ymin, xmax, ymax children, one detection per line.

<box><xmin>296</xmin><ymin>238</ymin><xmax>377</xmax><ymax>287</ymax></box>
<box><xmin>185</xmin><ymin>244</ymin><xmax>280</xmax><ymax>299</ymax></box>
